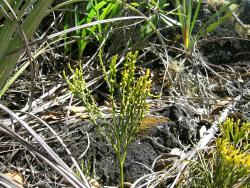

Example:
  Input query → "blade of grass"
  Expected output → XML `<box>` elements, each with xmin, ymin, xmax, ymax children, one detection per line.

<box><xmin>0</xmin><ymin>104</ymin><xmax>88</xmax><ymax>188</ymax></box>
<box><xmin>197</xmin><ymin>1</ymin><xmax>235</xmax><ymax>37</ymax></box>
<box><xmin>0</xmin><ymin>123</ymin><xmax>87</xmax><ymax>188</ymax></box>
<box><xmin>0</xmin><ymin>0</ymin><xmax>53</xmax><ymax>89</ymax></box>
<box><xmin>190</xmin><ymin>0</ymin><xmax>202</xmax><ymax>42</ymax></box>
<box><xmin>0</xmin><ymin>61</ymin><xmax>29</xmax><ymax>98</ymax></box>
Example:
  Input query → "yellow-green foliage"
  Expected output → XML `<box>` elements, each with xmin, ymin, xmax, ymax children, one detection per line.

<box><xmin>219</xmin><ymin>118</ymin><xmax>250</xmax><ymax>170</ymax></box>
<box><xmin>214</xmin><ymin>118</ymin><xmax>250</xmax><ymax>187</ymax></box>
<box><xmin>64</xmin><ymin>64</ymin><xmax>101</xmax><ymax>125</ymax></box>
<box><xmin>182</xmin><ymin>118</ymin><xmax>250</xmax><ymax>188</ymax></box>
<box><xmin>64</xmin><ymin>51</ymin><xmax>151</xmax><ymax>188</ymax></box>
<box><xmin>216</xmin><ymin>118</ymin><xmax>250</xmax><ymax>180</ymax></box>
<box><xmin>99</xmin><ymin>51</ymin><xmax>151</xmax><ymax>144</ymax></box>
<box><xmin>217</xmin><ymin>138</ymin><xmax>250</xmax><ymax>173</ymax></box>
<box><xmin>220</xmin><ymin>118</ymin><xmax>250</xmax><ymax>151</ymax></box>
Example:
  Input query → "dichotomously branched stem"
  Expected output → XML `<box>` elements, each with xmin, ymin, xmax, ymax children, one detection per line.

<box><xmin>64</xmin><ymin>51</ymin><xmax>151</xmax><ymax>188</ymax></box>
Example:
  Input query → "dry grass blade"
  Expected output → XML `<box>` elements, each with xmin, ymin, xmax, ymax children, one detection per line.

<box><xmin>17</xmin><ymin>111</ymin><xmax>91</xmax><ymax>186</ymax></box>
<box><xmin>0</xmin><ymin>172</ymin><xmax>23</xmax><ymax>188</ymax></box>
<box><xmin>0</xmin><ymin>123</ymin><xmax>87</xmax><ymax>188</ymax></box>
<box><xmin>46</xmin><ymin>16</ymin><xmax>144</xmax><ymax>40</ymax></box>
<box><xmin>0</xmin><ymin>103</ymin><xmax>90</xmax><ymax>188</ymax></box>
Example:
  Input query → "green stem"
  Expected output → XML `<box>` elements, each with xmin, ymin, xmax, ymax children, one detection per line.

<box><xmin>119</xmin><ymin>160</ymin><xmax>124</xmax><ymax>188</ymax></box>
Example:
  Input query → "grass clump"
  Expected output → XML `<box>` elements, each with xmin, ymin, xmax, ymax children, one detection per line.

<box><xmin>64</xmin><ymin>51</ymin><xmax>151</xmax><ymax>188</ymax></box>
<box><xmin>181</xmin><ymin>118</ymin><xmax>250</xmax><ymax>188</ymax></box>
<box><xmin>175</xmin><ymin>0</ymin><xmax>236</xmax><ymax>54</ymax></box>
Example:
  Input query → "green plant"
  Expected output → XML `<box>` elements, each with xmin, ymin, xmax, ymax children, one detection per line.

<box><xmin>0</xmin><ymin>0</ymin><xmax>111</xmax><ymax>97</ymax></box>
<box><xmin>136</xmin><ymin>0</ymin><xmax>175</xmax><ymax>38</ymax></box>
<box><xmin>63</xmin><ymin>0</ymin><xmax>122</xmax><ymax>58</ymax></box>
<box><xmin>0</xmin><ymin>0</ymin><xmax>54</xmax><ymax>91</ymax></box>
<box><xmin>175</xmin><ymin>0</ymin><xmax>202</xmax><ymax>52</ymax></box>
<box><xmin>184</xmin><ymin>148</ymin><xmax>249</xmax><ymax>188</ymax></box>
<box><xmin>175</xmin><ymin>0</ymin><xmax>236</xmax><ymax>53</ymax></box>
<box><xmin>64</xmin><ymin>51</ymin><xmax>151</xmax><ymax>188</ymax></box>
<box><xmin>76</xmin><ymin>159</ymin><xmax>93</xmax><ymax>180</ymax></box>
<box><xmin>221</xmin><ymin>118</ymin><xmax>250</xmax><ymax>151</ymax></box>
<box><xmin>181</xmin><ymin>118</ymin><xmax>250</xmax><ymax>188</ymax></box>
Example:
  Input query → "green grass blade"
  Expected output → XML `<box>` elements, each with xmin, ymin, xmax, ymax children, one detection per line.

<box><xmin>186</xmin><ymin>0</ymin><xmax>193</xmax><ymax>49</ymax></box>
<box><xmin>0</xmin><ymin>61</ymin><xmax>30</xmax><ymax>98</ymax></box>
<box><xmin>47</xmin><ymin>0</ymin><xmax>84</xmax><ymax>15</ymax></box>
<box><xmin>197</xmin><ymin>2</ymin><xmax>234</xmax><ymax>38</ymax></box>
<box><xmin>176</xmin><ymin>0</ymin><xmax>185</xmax><ymax>35</ymax></box>
<box><xmin>0</xmin><ymin>0</ymin><xmax>53</xmax><ymax>89</ymax></box>
<box><xmin>190</xmin><ymin>0</ymin><xmax>202</xmax><ymax>34</ymax></box>
<box><xmin>82</xmin><ymin>1</ymin><xmax>108</xmax><ymax>24</ymax></box>
<box><xmin>205</xmin><ymin>12</ymin><xmax>233</xmax><ymax>33</ymax></box>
